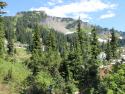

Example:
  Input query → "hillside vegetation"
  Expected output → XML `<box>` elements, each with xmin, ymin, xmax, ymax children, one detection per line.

<box><xmin>1</xmin><ymin>3</ymin><xmax>125</xmax><ymax>94</ymax></box>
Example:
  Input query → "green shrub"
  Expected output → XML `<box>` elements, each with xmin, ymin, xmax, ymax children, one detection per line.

<box><xmin>0</xmin><ymin>61</ymin><xmax>32</xmax><ymax>93</ymax></box>
<box><xmin>5</xmin><ymin>54</ymin><xmax>11</xmax><ymax>62</ymax></box>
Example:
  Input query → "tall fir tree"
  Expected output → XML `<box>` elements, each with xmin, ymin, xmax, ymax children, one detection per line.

<box><xmin>45</xmin><ymin>31</ymin><xmax>57</xmax><ymax>74</ymax></box>
<box><xmin>86</xmin><ymin>34</ymin><xmax>91</xmax><ymax>88</ymax></box>
<box><xmin>31</xmin><ymin>49</ymin><xmax>40</xmax><ymax>76</ymax></box>
<box><xmin>76</xmin><ymin>16</ymin><xmax>86</xmax><ymax>57</ymax></box>
<box><xmin>46</xmin><ymin>31</ymin><xmax>56</xmax><ymax>51</ymax></box>
<box><xmin>7</xmin><ymin>26</ymin><xmax>14</xmax><ymax>57</ymax></box>
<box><xmin>110</xmin><ymin>28</ymin><xmax>118</xmax><ymax>58</ymax></box>
<box><xmin>70</xmin><ymin>39</ymin><xmax>73</xmax><ymax>52</ymax></box>
<box><xmin>30</xmin><ymin>21</ymin><xmax>42</xmax><ymax>76</ymax></box>
<box><xmin>105</xmin><ymin>32</ymin><xmax>112</xmax><ymax>61</ymax></box>
<box><xmin>91</xmin><ymin>26</ymin><xmax>100</xmax><ymax>59</ymax></box>
<box><xmin>32</xmin><ymin>21</ymin><xmax>42</xmax><ymax>57</ymax></box>
<box><xmin>89</xmin><ymin>26</ymin><xmax>101</xmax><ymax>90</ymax></box>
<box><xmin>0</xmin><ymin>1</ymin><xmax>7</xmax><ymax>58</ymax></box>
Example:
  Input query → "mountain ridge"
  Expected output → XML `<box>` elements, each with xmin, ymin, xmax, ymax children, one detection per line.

<box><xmin>4</xmin><ymin>10</ymin><xmax>125</xmax><ymax>41</ymax></box>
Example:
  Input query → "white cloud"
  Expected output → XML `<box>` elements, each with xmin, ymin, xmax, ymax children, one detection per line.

<box><xmin>74</xmin><ymin>13</ymin><xmax>92</xmax><ymax>20</ymax></box>
<box><xmin>82</xmin><ymin>20</ymin><xmax>89</xmax><ymax>22</ymax></box>
<box><xmin>58</xmin><ymin>0</ymin><xmax>63</xmax><ymax>3</ymax></box>
<box><xmin>108</xmin><ymin>11</ymin><xmax>111</xmax><ymax>13</ymax></box>
<box><xmin>47</xmin><ymin>2</ymin><xmax>55</xmax><ymax>6</ymax></box>
<box><xmin>100</xmin><ymin>12</ymin><xmax>115</xmax><ymax>19</ymax></box>
<box><xmin>51</xmin><ymin>0</ymin><xmax>63</xmax><ymax>3</ymax></box>
<box><xmin>30</xmin><ymin>0</ymin><xmax>117</xmax><ymax>18</ymax></box>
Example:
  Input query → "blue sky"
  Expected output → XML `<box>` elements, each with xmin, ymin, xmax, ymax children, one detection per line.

<box><xmin>2</xmin><ymin>0</ymin><xmax>125</xmax><ymax>32</ymax></box>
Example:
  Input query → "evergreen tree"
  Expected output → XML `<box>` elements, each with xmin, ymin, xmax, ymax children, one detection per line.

<box><xmin>76</xmin><ymin>17</ymin><xmax>86</xmax><ymax>57</ymax></box>
<box><xmin>105</xmin><ymin>32</ymin><xmax>112</xmax><ymax>61</ymax></box>
<box><xmin>14</xmin><ymin>48</ymin><xmax>17</xmax><ymax>54</ymax></box>
<box><xmin>91</xmin><ymin>26</ymin><xmax>100</xmax><ymax>59</ymax></box>
<box><xmin>0</xmin><ymin>1</ymin><xmax>7</xmax><ymax>58</ymax></box>
<box><xmin>86</xmin><ymin>34</ymin><xmax>91</xmax><ymax>88</ymax></box>
<box><xmin>30</xmin><ymin>21</ymin><xmax>42</xmax><ymax>76</ymax></box>
<box><xmin>7</xmin><ymin>26</ymin><xmax>14</xmax><ymax>57</ymax></box>
<box><xmin>31</xmin><ymin>49</ymin><xmax>40</xmax><ymax>76</ymax></box>
<box><xmin>59</xmin><ymin>50</ymin><xmax>82</xmax><ymax>93</ymax></box>
<box><xmin>32</xmin><ymin>21</ymin><xmax>42</xmax><ymax>56</ymax></box>
<box><xmin>70</xmin><ymin>39</ymin><xmax>73</xmax><ymax>52</ymax></box>
<box><xmin>61</xmin><ymin>46</ymin><xmax>67</xmax><ymax>60</ymax></box>
<box><xmin>110</xmin><ymin>28</ymin><xmax>118</xmax><ymax>58</ymax></box>
<box><xmin>46</xmin><ymin>31</ymin><xmax>56</xmax><ymax>51</ymax></box>
<box><xmin>44</xmin><ymin>31</ymin><xmax>57</xmax><ymax>74</ymax></box>
<box><xmin>89</xmin><ymin>26</ymin><xmax>101</xmax><ymax>90</ymax></box>
<box><xmin>27</xmin><ymin>31</ymin><xmax>33</xmax><ymax>52</ymax></box>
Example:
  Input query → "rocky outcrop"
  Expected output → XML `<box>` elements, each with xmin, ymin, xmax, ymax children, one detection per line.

<box><xmin>81</xmin><ymin>22</ymin><xmax>91</xmax><ymax>27</ymax></box>
<box><xmin>39</xmin><ymin>16</ymin><xmax>62</xmax><ymax>25</ymax></box>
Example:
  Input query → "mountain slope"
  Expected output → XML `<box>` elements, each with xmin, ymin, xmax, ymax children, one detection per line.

<box><xmin>3</xmin><ymin>10</ymin><xmax>125</xmax><ymax>44</ymax></box>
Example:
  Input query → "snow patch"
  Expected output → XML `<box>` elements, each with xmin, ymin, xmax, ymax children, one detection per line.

<box><xmin>65</xmin><ymin>32</ymin><xmax>75</xmax><ymax>35</ymax></box>
<box><xmin>119</xmin><ymin>37</ymin><xmax>123</xmax><ymax>39</ymax></box>
<box><xmin>98</xmin><ymin>38</ymin><xmax>107</xmax><ymax>43</ymax></box>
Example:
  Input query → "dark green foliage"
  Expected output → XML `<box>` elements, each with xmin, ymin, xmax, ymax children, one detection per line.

<box><xmin>101</xmin><ymin>41</ymin><xmax>106</xmax><ymax>51</ymax></box>
<box><xmin>59</xmin><ymin>50</ymin><xmax>83</xmax><ymax>93</ymax></box>
<box><xmin>61</xmin><ymin>18</ymin><xmax>74</xmax><ymax>23</ymax></box>
<box><xmin>21</xmin><ymin>11</ymin><xmax>47</xmax><ymax>22</ymax></box>
<box><xmin>88</xmin><ymin>26</ymin><xmax>101</xmax><ymax>90</ymax></box>
<box><xmin>31</xmin><ymin>49</ymin><xmax>40</xmax><ymax>76</ymax></box>
<box><xmin>66</xmin><ymin>20</ymin><xmax>80</xmax><ymax>29</ymax></box>
<box><xmin>110</xmin><ymin>28</ymin><xmax>118</xmax><ymax>57</ymax></box>
<box><xmin>0</xmin><ymin>1</ymin><xmax>8</xmax><ymax>14</ymax></box>
<box><xmin>15</xmin><ymin>18</ymin><xmax>27</xmax><ymax>44</ymax></box>
<box><xmin>105</xmin><ymin>32</ymin><xmax>112</xmax><ymax>61</ymax></box>
<box><xmin>0</xmin><ymin>1</ymin><xmax>7</xmax><ymax>58</ymax></box>
<box><xmin>30</xmin><ymin>21</ymin><xmax>42</xmax><ymax>76</ymax></box>
<box><xmin>7</xmin><ymin>26</ymin><xmax>14</xmax><ymax>56</ymax></box>
<box><xmin>32</xmin><ymin>21</ymin><xmax>42</xmax><ymax>56</ymax></box>
<box><xmin>60</xmin><ymin>46</ymin><xmax>67</xmax><ymax>60</ymax></box>
<box><xmin>2</xmin><ymin>9</ymin><xmax>125</xmax><ymax>94</ymax></box>
<box><xmin>91</xmin><ymin>26</ymin><xmax>100</xmax><ymax>59</ymax></box>
<box><xmin>14</xmin><ymin>48</ymin><xmax>17</xmax><ymax>54</ymax></box>
<box><xmin>76</xmin><ymin>17</ymin><xmax>86</xmax><ymax>57</ymax></box>
<box><xmin>27</xmin><ymin>31</ymin><xmax>33</xmax><ymax>51</ymax></box>
<box><xmin>46</xmin><ymin>31</ymin><xmax>56</xmax><ymax>51</ymax></box>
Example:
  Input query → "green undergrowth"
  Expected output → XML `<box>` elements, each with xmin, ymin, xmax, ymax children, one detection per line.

<box><xmin>0</xmin><ymin>58</ymin><xmax>60</xmax><ymax>94</ymax></box>
<box><xmin>15</xmin><ymin>48</ymin><xmax>27</xmax><ymax>56</ymax></box>
<box><xmin>0</xmin><ymin>59</ymin><xmax>32</xmax><ymax>93</ymax></box>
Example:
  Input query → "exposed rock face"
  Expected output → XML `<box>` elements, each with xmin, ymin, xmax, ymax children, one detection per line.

<box><xmin>39</xmin><ymin>16</ymin><xmax>62</xmax><ymax>25</ymax></box>
<box><xmin>82</xmin><ymin>22</ymin><xmax>91</xmax><ymax>27</ymax></box>
<box><xmin>39</xmin><ymin>16</ymin><xmax>91</xmax><ymax>27</ymax></box>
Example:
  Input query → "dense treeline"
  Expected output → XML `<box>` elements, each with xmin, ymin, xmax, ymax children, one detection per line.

<box><xmin>61</xmin><ymin>18</ymin><xmax>74</xmax><ymax>23</ymax></box>
<box><xmin>2</xmin><ymin>11</ymin><xmax>125</xmax><ymax>53</ymax></box>
<box><xmin>1</xmin><ymin>3</ymin><xmax>125</xmax><ymax>94</ymax></box>
<box><xmin>66</xmin><ymin>20</ymin><xmax>80</xmax><ymax>29</ymax></box>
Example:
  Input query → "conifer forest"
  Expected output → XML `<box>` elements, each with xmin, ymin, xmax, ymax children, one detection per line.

<box><xmin>1</xmin><ymin>1</ymin><xmax>125</xmax><ymax>94</ymax></box>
